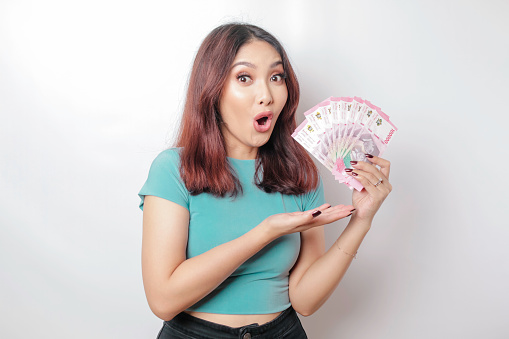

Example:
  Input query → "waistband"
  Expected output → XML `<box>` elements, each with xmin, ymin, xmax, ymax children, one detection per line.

<box><xmin>165</xmin><ymin>306</ymin><xmax>299</xmax><ymax>338</ymax></box>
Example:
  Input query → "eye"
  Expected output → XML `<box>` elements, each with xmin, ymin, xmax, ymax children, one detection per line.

<box><xmin>236</xmin><ymin>73</ymin><xmax>252</xmax><ymax>84</ymax></box>
<box><xmin>270</xmin><ymin>73</ymin><xmax>286</xmax><ymax>82</ymax></box>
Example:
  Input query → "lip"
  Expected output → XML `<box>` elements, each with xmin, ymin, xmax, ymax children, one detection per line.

<box><xmin>253</xmin><ymin>111</ymin><xmax>274</xmax><ymax>133</ymax></box>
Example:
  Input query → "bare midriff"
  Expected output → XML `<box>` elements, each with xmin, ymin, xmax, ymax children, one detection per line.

<box><xmin>183</xmin><ymin>310</ymin><xmax>282</xmax><ymax>327</ymax></box>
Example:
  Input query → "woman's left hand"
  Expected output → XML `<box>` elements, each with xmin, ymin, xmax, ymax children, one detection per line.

<box><xmin>345</xmin><ymin>154</ymin><xmax>392</xmax><ymax>223</ymax></box>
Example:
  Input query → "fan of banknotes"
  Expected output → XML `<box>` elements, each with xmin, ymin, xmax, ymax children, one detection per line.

<box><xmin>292</xmin><ymin>97</ymin><xmax>397</xmax><ymax>191</ymax></box>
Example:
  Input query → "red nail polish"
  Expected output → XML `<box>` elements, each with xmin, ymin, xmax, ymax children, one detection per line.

<box><xmin>350</xmin><ymin>209</ymin><xmax>356</xmax><ymax>212</ymax></box>
<box><xmin>312</xmin><ymin>210</ymin><xmax>321</xmax><ymax>218</ymax></box>
<box><xmin>345</xmin><ymin>168</ymin><xmax>353</xmax><ymax>172</ymax></box>
<box><xmin>350</xmin><ymin>161</ymin><xmax>358</xmax><ymax>165</ymax></box>
<box><xmin>347</xmin><ymin>213</ymin><xmax>352</xmax><ymax>217</ymax></box>
<box><xmin>365</xmin><ymin>154</ymin><xmax>374</xmax><ymax>158</ymax></box>
<box><xmin>352</xmin><ymin>172</ymin><xmax>358</xmax><ymax>176</ymax></box>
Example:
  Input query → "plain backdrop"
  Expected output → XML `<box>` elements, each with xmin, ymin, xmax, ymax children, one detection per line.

<box><xmin>1</xmin><ymin>0</ymin><xmax>508</xmax><ymax>338</ymax></box>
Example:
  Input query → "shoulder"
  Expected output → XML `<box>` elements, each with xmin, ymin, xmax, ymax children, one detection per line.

<box><xmin>139</xmin><ymin>147</ymin><xmax>189</xmax><ymax>211</ymax></box>
<box><xmin>148</xmin><ymin>147</ymin><xmax>183</xmax><ymax>171</ymax></box>
<box><xmin>153</xmin><ymin>147</ymin><xmax>182</xmax><ymax>164</ymax></box>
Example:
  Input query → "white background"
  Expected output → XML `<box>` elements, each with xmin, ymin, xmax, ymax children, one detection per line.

<box><xmin>1</xmin><ymin>0</ymin><xmax>508</xmax><ymax>338</ymax></box>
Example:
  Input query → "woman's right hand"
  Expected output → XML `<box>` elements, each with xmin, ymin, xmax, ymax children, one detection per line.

<box><xmin>261</xmin><ymin>203</ymin><xmax>355</xmax><ymax>240</ymax></box>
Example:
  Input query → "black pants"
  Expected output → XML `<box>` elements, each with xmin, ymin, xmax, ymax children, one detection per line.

<box><xmin>156</xmin><ymin>306</ymin><xmax>307</xmax><ymax>338</ymax></box>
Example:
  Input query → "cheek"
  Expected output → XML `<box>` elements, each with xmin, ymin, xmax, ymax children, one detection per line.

<box><xmin>277</xmin><ymin>86</ymin><xmax>289</xmax><ymax>111</ymax></box>
<box><xmin>226</xmin><ymin>82</ymin><xmax>249</xmax><ymax>103</ymax></box>
<box><xmin>221</xmin><ymin>85</ymin><xmax>250</xmax><ymax>116</ymax></box>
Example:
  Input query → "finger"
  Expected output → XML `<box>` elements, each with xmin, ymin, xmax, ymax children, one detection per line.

<box><xmin>351</xmin><ymin>168</ymin><xmax>392</xmax><ymax>194</ymax></box>
<box><xmin>296</xmin><ymin>204</ymin><xmax>354</xmax><ymax>225</ymax></box>
<box><xmin>320</xmin><ymin>204</ymin><xmax>354</xmax><ymax>218</ymax></box>
<box><xmin>307</xmin><ymin>206</ymin><xmax>355</xmax><ymax>228</ymax></box>
<box><xmin>305</xmin><ymin>204</ymin><xmax>354</xmax><ymax>225</ymax></box>
<box><xmin>318</xmin><ymin>204</ymin><xmax>354</xmax><ymax>217</ymax></box>
<box><xmin>349</xmin><ymin>168</ymin><xmax>380</xmax><ymax>186</ymax></box>
<box><xmin>345</xmin><ymin>169</ymin><xmax>381</xmax><ymax>196</ymax></box>
<box><xmin>289</xmin><ymin>203</ymin><xmax>330</xmax><ymax>217</ymax></box>
<box><xmin>302</xmin><ymin>203</ymin><xmax>333</xmax><ymax>218</ymax></box>
<box><xmin>365</xmin><ymin>154</ymin><xmax>391</xmax><ymax>179</ymax></box>
<box><xmin>315</xmin><ymin>203</ymin><xmax>332</xmax><ymax>212</ymax></box>
<box><xmin>349</xmin><ymin>160</ymin><xmax>388</xmax><ymax>184</ymax></box>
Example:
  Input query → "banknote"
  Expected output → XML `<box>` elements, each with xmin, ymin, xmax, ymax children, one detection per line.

<box><xmin>292</xmin><ymin>97</ymin><xmax>397</xmax><ymax>191</ymax></box>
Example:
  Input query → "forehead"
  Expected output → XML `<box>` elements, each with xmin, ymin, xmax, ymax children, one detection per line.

<box><xmin>233</xmin><ymin>40</ymin><xmax>282</xmax><ymax>66</ymax></box>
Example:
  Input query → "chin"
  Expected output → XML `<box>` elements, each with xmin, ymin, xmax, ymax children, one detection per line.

<box><xmin>252</xmin><ymin>136</ymin><xmax>272</xmax><ymax>148</ymax></box>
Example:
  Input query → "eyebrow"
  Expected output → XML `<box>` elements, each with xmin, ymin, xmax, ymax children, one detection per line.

<box><xmin>231</xmin><ymin>60</ymin><xmax>283</xmax><ymax>69</ymax></box>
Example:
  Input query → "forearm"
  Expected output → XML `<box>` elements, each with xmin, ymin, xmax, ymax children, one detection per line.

<box><xmin>290</xmin><ymin>216</ymin><xmax>371</xmax><ymax>316</ymax></box>
<box><xmin>154</xmin><ymin>224</ymin><xmax>273</xmax><ymax>320</ymax></box>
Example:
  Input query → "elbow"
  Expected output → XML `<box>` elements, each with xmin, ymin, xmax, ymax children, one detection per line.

<box><xmin>145</xmin><ymin>283</ymin><xmax>187</xmax><ymax>321</ymax></box>
<box><xmin>290</xmin><ymin>295</ymin><xmax>319</xmax><ymax>317</ymax></box>
<box><xmin>148</xmin><ymin>299</ymin><xmax>179</xmax><ymax>322</ymax></box>
<box><xmin>297</xmin><ymin>309</ymin><xmax>316</xmax><ymax>317</ymax></box>
<box><xmin>153</xmin><ymin>308</ymin><xmax>176</xmax><ymax>322</ymax></box>
<box><xmin>292</xmin><ymin>304</ymin><xmax>317</xmax><ymax>317</ymax></box>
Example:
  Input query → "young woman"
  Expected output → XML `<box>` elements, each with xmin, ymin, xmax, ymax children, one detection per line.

<box><xmin>138</xmin><ymin>23</ymin><xmax>392</xmax><ymax>339</ymax></box>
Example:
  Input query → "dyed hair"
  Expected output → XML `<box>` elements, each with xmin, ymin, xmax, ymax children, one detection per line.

<box><xmin>175</xmin><ymin>23</ymin><xmax>319</xmax><ymax>197</ymax></box>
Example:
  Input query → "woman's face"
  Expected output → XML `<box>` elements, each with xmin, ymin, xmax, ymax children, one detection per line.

<box><xmin>218</xmin><ymin>39</ymin><xmax>288</xmax><ymax>159</ymax></box>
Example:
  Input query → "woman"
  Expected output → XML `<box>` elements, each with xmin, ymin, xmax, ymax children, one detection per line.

<box><xmin>138</xmin><ymin>23</ymin><xmax>392</xmax><ymax>339</ymax></box>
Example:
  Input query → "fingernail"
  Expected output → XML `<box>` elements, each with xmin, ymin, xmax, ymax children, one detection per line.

<box><xmin>365</xmin><ymin>154</ymin><xmax>374</xmax><ymax>158</ymax></box>
<box><xmin>345</xmin><ymin>168</ymin><xmax>353</xmax><ymax>172</ymax></box>
<box><xmin>350</xmin><ymin>209</ymin><xmax>356</xmax><ymax>212</ymax></box>
<box><xmin>350</xmin><ymin>161</ymin><xmax>358</xmax><ymax>165</ymax></box>
<box><xmin>312</xmin><ymin>210</ymin><xmax>322</xmax><ymax>218</ymax></box>
<box><xmin>347</xmin><ymin>213</ymin><xmax>353</xmax><ymax>217</ymax></box>
<box><xmin>352</xmin><ymin>172</ymin><xmax>358</xmax><ymax>176</ymax></box>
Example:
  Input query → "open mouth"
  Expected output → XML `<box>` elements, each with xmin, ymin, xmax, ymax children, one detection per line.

<box><xmin>253</xmin><ymin>111</ymin><xmax>274</xmax><ymax>133</ymax></box>
<box><xmin>256</xmin><ymin>116</ymin><xmax>269</xmax><ymax>126</ymax></box>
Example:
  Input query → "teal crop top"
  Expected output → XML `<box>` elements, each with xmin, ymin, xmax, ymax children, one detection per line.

<box><xmin>138</xmin><ymin>148</ymin><xmax>325</xmax><ymax>314</ymax></box>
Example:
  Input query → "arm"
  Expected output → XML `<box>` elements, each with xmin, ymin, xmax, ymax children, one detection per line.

<box><xmin>142</xmin><ymin>196</ymin><xmax>353</xmax><ymax>321</ymax></box>
<box><xmin>289</xmin><ymin>216</ymin><xmax>370</xmax><ymax>316</ymax></box>
<box><xmin>289</xmin><ymin>155</ymin><xmax>392</xmax><ymax>316</ymax></box>
<box><xmin>142</xmin><ymin>195</ymin><xmax>273</xmax><ymax>321</ymax></box>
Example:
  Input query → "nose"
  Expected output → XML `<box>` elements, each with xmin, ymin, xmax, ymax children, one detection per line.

<box><xmin>257</xmin><ymin>80</ymin><xmax>273</xmax><ymax>106</ymax></box>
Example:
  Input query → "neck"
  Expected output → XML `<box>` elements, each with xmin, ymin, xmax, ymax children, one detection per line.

<box><xmin>227</xmin><ymin>148</ymin><xmax>258</xmax><ymax>160</ymax></box>
<box><xmin>220</xmin><ymin>123</ymin><xmax>260</xmax><ymax>160</ymax></box>
<box><xmin>224</xmin><ymin>143</ymin><xmax>258</xmax><ymax>160</ymax></box>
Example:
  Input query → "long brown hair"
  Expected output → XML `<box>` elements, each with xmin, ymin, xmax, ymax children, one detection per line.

<box><xmin>175</xmin><ymin>23</ymin><xmax>319</xmax><ymax>198</ymax></box>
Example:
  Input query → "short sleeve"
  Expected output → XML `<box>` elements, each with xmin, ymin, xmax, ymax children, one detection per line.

<box><xmin>301</xmin><ymin>175</ymin><xmax>326</xmax><ymax>211</ymax></box>
<box><xmin>138</xmin><ymin>148</ymin><xmax>189</xmax><ymax>211</ymax></box>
